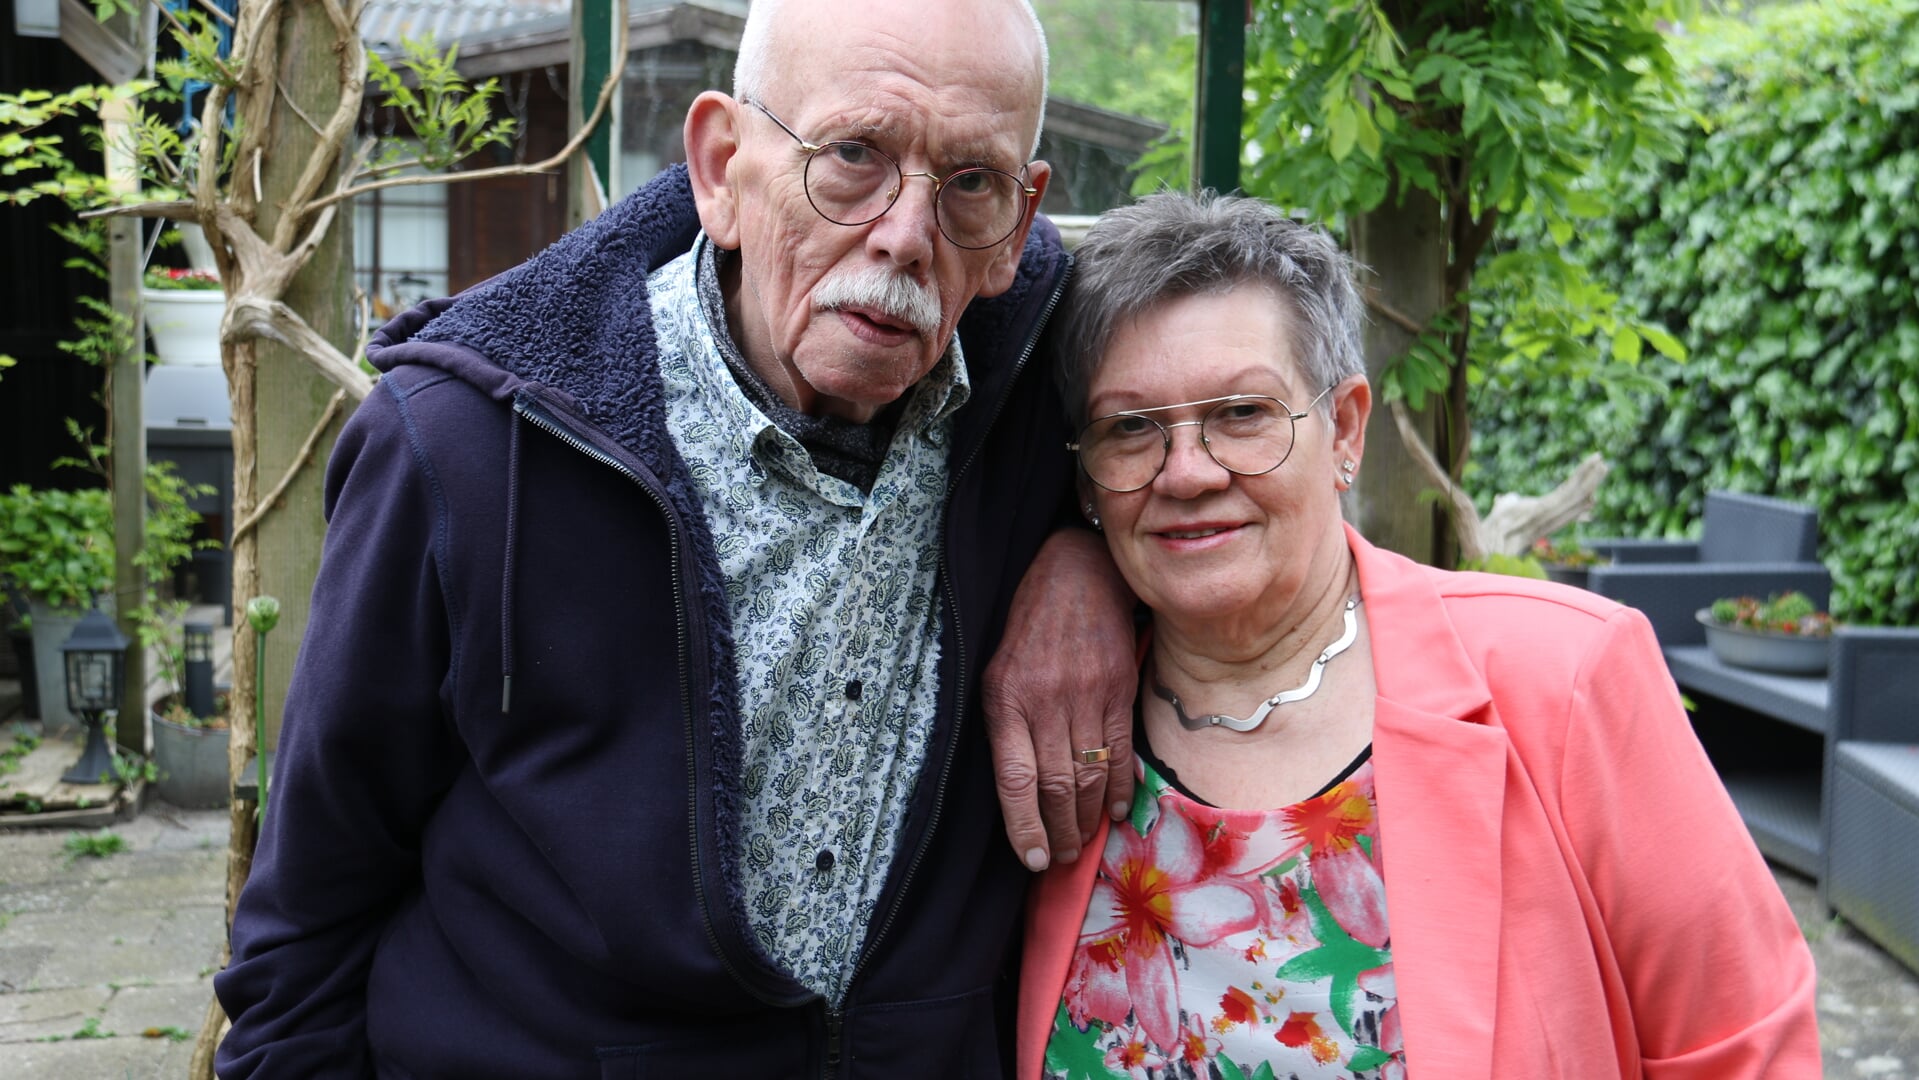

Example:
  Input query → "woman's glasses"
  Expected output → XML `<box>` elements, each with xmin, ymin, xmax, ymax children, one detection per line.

<box><xmin>1068</xmin><ymin>387</ymin><xmax>1335</xmax><ymax>493</ymax></box>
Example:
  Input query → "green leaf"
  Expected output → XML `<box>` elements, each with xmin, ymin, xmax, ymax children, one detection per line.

<box><xmin>1349</xmin><ymin>1046</ymin><xmax>1392</xmax><ymax>1071</ymax></box>
<box><xmin>1328</xmin><ymin>102</ymin><xmax>1358</xmax><ymax>162</ymax></box>
<box><xmin>1612</xmin><ymin>328</ymin><xmax>1643</xmax><ymax>364</ymax></box>
<box><xmin>1354</xmin><ymin>108</ymin><xmax>1382</xmax><ymax>159</ymax></box>
<box><xmin>1640</xmin><ymin>325</ymin><xmax>1686</xmax><ymax>361</ymax></box>
<box><xmin>1042</xmin><ymin>1002</ymin><xmax>1123</xmax><ymax>1080</ymax></box>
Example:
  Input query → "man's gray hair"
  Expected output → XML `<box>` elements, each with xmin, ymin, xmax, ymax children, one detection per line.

<box><xmin>733</xmin><ymin>0</ymin><xmax>1050</xmax><ymax>159</ymax></box>
<box><xmin>1056</xmin><ymin>191</ymin><xmax>1365</xmax><ymax>427</ymax></box>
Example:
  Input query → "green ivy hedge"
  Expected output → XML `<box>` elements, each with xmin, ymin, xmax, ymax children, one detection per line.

<box><xmin>1470</xmin><ymin>0</ymin><xmax>1919</xmax><ymax>625</ymax></box>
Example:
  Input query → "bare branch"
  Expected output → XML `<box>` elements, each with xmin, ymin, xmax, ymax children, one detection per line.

<box><xmin>1479</xmin><ymin>454</ymin><xmax>1611</xmax><ymax>557</ymax></box>
<box><xmin>269</xmin><ymin>0</ymin><xmax>366</xmax><ymax>252</ymax></box>
<box><xmin>230</xmin><ymin>389</ymin><xmax>348</xmax><ymax>544</ymax></box>
<box><xmin>79</xmin><ymin>200</ymin><xmax>198</xmax><ymax>222</ymax></box>
<box><xmin>1389</xmin><ymin>399</ymin><xmax>1485</xmax><ymax>562</ymax></box>
<box><xmin>189</xmin><ymin>0</ymin><xmax>235</xmax><ymax>26</ymax></box>
<box><xmin>226</xmin><ymin>0</ymin><xmax>286</xmax><ymax>220</ymax></box>
<box><xmin>273</xmin><ymin>76</ymin><xmax>328</xmax><ymax>138</ymax></box>
<box><xmin>313</xmin><ymin>8</ymin><xmax>629</xmax><ymax>213</ymax></box>
<box><xmin>1364</xmin><ymin>291</ymin><xmax>1427</xmax><ymax>337</ymax></box>
<box><xmin>224</xmin><ymin>295</ymin><xmax>375</xmax><ymax>402</ymax></box>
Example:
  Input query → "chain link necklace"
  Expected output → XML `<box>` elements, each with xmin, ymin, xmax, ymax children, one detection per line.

<box><xmin>1152</xmin><ymin>596</ymin><xmax>1362</xmax><ymax>733</ymax></box>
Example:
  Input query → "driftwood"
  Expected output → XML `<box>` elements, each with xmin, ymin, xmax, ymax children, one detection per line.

<box><xmin>1389</xmin><ymin>399</ymin><xmax>1610</xmax><ymax>563</ymax></box>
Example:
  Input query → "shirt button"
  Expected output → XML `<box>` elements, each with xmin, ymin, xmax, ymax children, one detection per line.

<box><xmin>815</xmin><ymin>849</ymin><xmax>836</xmax><ymax>872</ymax></box>
<box><xmin>844</xmin><ymin>680</ymin><xmax>863</xmax><ymax>701</ymax></box>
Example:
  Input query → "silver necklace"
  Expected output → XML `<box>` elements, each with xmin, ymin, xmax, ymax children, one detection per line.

<box><xmin>1153</xmin><ymin>596</ymin><xmax>1361</xmax><ymax>733</ymax></box>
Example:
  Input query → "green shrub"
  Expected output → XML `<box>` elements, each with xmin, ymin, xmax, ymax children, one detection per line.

<box><xmin>1471</xmin><ymin>0</ymin><xmax>1919</xmax><ymax>625</ymax></box>
<box><xmin>0</xmin><ymin>462</ymin><xmax>214</xmax><ymax>612</ymax></box>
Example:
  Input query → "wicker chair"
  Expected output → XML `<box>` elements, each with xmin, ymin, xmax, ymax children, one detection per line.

<box><xmin>1586</xmin><ymin>491</ymin><xmax>1831</xmax><ymax>646</ymax></box>
<box><xmin>1824</xmin><ymin>628</ymin><xmax>1919</xmax><ymax>975</ymax></box>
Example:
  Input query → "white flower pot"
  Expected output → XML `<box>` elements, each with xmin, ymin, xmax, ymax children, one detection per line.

<box><xmin>143</xmin><ymin>288</ymin><xmax>225</xmax><ymax>366</ymax></box>
<box><xmin>175</xmin><ymin>223</ymin><xmax>219</xmax><ymax>272</ymax></box>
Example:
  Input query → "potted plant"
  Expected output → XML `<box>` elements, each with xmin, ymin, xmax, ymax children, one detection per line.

<box><xmin>0</xmin><ymin>464</ymin><xmax>214</xmax><ymax>734</ymax></box>
<box><xmin>0</xmin><ymin>484</ymin><xmax>114</xmax><ymax>734</ymax></box>
<box><xmin>141</xmin><ymin>265</ymin><xmax>224</xmax><ymax>366</ymax></box>
<box><xmin>1697</xmin><ymin>591</ymin><xmax>1836</xmax><ymax>675</ymax></box>
<box><xmin>138</xmin><ymin>600</ymin><xmax>229</xmax><ymax>808</ymax></box>
<box><xmin>1531</xmin><ymin>534</ymin><xmax>1610</xmax><ymax>589</ymax></box>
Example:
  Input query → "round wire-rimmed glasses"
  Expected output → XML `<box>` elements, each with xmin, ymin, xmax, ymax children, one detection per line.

<box><xmin>1068</xmin><ymin>386</ymin><xmax>1337</xmax><ymax>493</ymax></box>
<box><xmin>745</xmin><ymin>98</ymin><xmax>1038</xmax><ymax>251</ymax></box>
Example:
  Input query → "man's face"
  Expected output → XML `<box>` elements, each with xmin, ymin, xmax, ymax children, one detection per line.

<box><xmin>714</xmin><ymin>1</ymin><xmax>1049</xmax><ymax>422</ymax></box>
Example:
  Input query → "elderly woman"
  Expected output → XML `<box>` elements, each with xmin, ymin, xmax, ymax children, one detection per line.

<box><xmin>1017</xmin><ymin>193</ymin><xmax>1819</xmax><ymax>1079</ymax></box>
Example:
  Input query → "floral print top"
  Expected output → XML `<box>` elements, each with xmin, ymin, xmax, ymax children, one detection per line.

<box><xmin>1046</xmin><ymin>752</ymin><xmax>1404</xmax><ymax>1080</ymax></box>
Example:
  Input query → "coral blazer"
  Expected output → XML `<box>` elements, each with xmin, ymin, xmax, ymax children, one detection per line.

<box><xmin>1020</xmin><ymin>526</ymin><xmax>1820</xmax><ymax>1079</ymax></box>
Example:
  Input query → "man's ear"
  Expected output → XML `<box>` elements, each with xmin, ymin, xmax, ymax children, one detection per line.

<box><xmin>978</xmin><ymin>160</ymin><xmax>1052</xmax><ymax>298</ymax></box>
<box><xmin>684</xmin><ymin>91</ymin><xmax>743</xmax><ymax>248</ymax></box>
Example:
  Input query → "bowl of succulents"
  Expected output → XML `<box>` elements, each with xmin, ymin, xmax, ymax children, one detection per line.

<box><xmin>1531</xmin><ymin>534</ymin><xmax>1609</xmax><ymax>589</ymax></box>
<box><xmin>1697</xmin><ymin>591</ymin><xmax>1836</xmax><ymax>675</ymax></box>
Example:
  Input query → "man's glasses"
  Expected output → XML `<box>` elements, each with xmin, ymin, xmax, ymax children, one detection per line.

<box><xmin>1068</xmin><ymin>387</ymin><xmax>1336</xmax><ymax>493</ymax></box>
<box><xmin>746</xmin><ymin>99</ymin><xmax>1038</xmax><ymax>251</ymax></box>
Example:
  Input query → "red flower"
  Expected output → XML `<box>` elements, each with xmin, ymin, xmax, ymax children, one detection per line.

<box><xmin>1275</xmin><ymin>1011</ymin><xmax>1340</xmax><ymax>1064</ymax></box>
<box><xmin>1066</xmin><ymin>804</ymin><xmax>1263</xmax><ymax>1050</ymax></box>
<box><xmin>1217</xmin><ymin>984</ymin><xmax>1260</xmax><ymax>1029</ymax></box>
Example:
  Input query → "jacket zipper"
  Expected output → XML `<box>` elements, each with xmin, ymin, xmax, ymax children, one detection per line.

<box><xmin>833</xmin><ymin>257</ymin><xmax>1075</xmax><ymax>1047</ymax></box>
<box><xmin>513</xmin><ymin>398</ymin><xmax>773</xmax><ymax>1004</ymax></box>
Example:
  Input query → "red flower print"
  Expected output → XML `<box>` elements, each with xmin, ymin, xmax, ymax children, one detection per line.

<box><xmin>1069</xmin><ymin>803</ymin><xmax>1263</xmax><ymax>1050</ymax></box>
<box><xmin>1275</xmin><ymin>1011</ymin><xmax>1340</xmax><ymax>1064</ymax></box>
<box><xmin>1103</xmin><ymin>1032</ymin><xmax>1166</xmax><ymax>1079</ymax></box>
<box><xmin>1175</xmin><ymin>1013</ymin><xmax>1222</xmax><ymax>1064</ymax></box>
<box><xmin>1217</xmin><ymin>985</ymin><xmax>1260</xmax><ymax>1029</ymax></box>
<box><xmin>1289</xmin><ymin>776</ymin><xmax>1390</xmax><ymax>948</ymax></box>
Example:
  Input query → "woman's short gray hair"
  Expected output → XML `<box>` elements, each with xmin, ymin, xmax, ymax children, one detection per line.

<box><xmin>1056</xmin><ymin>191</ymin><xmax>1365</xmax><ymax>426</ymax></box>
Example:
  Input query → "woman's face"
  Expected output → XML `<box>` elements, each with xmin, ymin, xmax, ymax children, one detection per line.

<box><xmin>1082</xmin><ymin>287</ymin><xmax>1367</xmax><ymax>638</ymax></box>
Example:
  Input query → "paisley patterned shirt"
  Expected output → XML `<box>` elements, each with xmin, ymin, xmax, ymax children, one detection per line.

<box><xmin>650</xmin><ymin>239</ymin><xmax>969</xmax><ymax>1002</ymax></box>
<box><xmin>1047</xmin><ymin>755</ymin><xmax>1404</xmax><ymax>1079</ymax></box>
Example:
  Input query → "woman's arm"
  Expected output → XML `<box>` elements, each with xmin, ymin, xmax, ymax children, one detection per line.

<box><xmin>1561</xmin><ymin>608</ymin><xmax>1821</xmax><ymax>1076</ymax></box>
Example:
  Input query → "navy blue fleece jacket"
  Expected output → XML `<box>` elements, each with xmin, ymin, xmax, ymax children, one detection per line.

<box><xmin>214</xmin><ymin>165</ymin><xmax>1073</xmax><ymax>1079</ymax></box>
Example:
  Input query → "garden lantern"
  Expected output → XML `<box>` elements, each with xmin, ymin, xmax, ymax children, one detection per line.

<box><xmin>60</xmin><ymin>607</ymin><xmax>128</xmax><ymax>784</ymax></box>
<box><xmin>183</xmin><ymin>621</ymin><xmax>216</xmax><ymax>719</ymax></box>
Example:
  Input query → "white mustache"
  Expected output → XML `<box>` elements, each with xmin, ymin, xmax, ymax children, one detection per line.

<box><xmin>812</xmin><ymin>266</ymin><xmax>943</xmax><ymax>338</ymax></box>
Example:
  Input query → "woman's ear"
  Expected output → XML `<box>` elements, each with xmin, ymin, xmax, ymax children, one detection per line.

<box><xmin>1331</xmin><ymin>374</ymin><xmax>1372</xmax><ymax>480</ymax></box>
<box><xmin>684</xmin><ymin>91</ymin><xmax>743</xmax><ymax>248</ymax></box>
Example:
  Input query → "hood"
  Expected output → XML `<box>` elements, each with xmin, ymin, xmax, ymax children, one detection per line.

<box><xmin>365</xmin><ymin>164</ymin><xmax>705</xmax><ymax>465</ymax></box>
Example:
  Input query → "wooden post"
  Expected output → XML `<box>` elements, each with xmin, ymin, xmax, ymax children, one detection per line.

<box><xmin>1192</xmin><ymin>0</ymin><xmax>1245</xmax><ymax>194</ymax></box>
<box><xmin>1350</xmin><ymin>185</ymin><xmax>1447</xmax><ymax>564</ymax></box>
<box><xmin>100</xmin><ymin>96</ymin><xmax>147</xmax><ymax>755</ymax></box>
<box><xmin>567</xmin><ymin>0</ymin><xmax>623</xmax><ymax>228</ymax></box>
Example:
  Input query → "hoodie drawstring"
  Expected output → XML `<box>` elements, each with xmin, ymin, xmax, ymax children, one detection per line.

<box><xmin>501</xmin><ymin>410</ymin><xmax>522</xmax><ymax>714</ymax></box>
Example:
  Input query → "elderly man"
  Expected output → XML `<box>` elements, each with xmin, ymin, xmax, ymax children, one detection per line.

<box><xmin>213</xmin><ymin>0</ymin><xmax>1136</xmax><ymax>1076</ymax></box>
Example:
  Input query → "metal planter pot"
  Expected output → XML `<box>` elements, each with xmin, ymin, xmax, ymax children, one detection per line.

<box><xmin>151</xmin><ymin>709</ymin><xmax>230</xmax><ymax>808</ymax></box>
<box><xmin>1696</xmin><ymin>609</ymin><xmax>1831</xmax><ymax>675</ymax></box>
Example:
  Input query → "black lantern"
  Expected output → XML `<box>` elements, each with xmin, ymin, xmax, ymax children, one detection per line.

<box><xmin>183</xmin><ymin>621</ymin><xmax>216</xmax><ymax>720</ymax></box>
<box><xmin>60</xmin><ymin>607</ymin><xmax>129</xmax><ymax>784</ymax></box>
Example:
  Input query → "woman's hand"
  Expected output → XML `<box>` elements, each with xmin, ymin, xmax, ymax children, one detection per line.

<box><xmin>983</xmin><ymin>527</ymin><xmax>1138</xmax><ymax>870</ymax></box>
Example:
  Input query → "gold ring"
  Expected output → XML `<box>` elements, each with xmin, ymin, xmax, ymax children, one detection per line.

<box><xmin>1075</xmin><ymin>746</ymin><xmax>1111</xmax><ymax>765</ymax></box>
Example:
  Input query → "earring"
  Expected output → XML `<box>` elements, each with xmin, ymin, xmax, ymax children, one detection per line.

<box><xmin>1084</xmin><ymin>502</ymin><xmax>1102</xmax><ymax>531</ymax></box>
<box><xmin>1339</xmin><ymin>460</ymin><xmax>1356</xmax><ymax>488</ymax></box>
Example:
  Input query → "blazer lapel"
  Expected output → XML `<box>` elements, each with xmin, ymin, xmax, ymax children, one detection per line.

<box><xmin>1350</xmin><ymin>526</ymin><xmax>1507</xmax><ymax>1080</ymax></box>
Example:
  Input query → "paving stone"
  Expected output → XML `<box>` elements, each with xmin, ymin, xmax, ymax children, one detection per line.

<box><xmin>0</xmin><ymin>985</ymin><xmax>104</xmax><ymax>1042</ymax></box>
<box><xmin>84</xmin><ymin>870</ymin><xmax>225</xmax><ymax>912</ymax></box>
<box><xmin>99</xmin><ymin>981</ymin><xmax>215</xmax><ymax>1039</ymax></box>
<box><xmin>0</xmin><ymin>1032</ymin><xmax>174</xmax><ymax>1077</ymax></box>
<box><xmin>0</xmin><ymin>944</ymin><xmax>53</xmax><ymax>993</ymax></box>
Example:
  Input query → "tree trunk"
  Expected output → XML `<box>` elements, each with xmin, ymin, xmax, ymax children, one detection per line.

<box><xmin>193</xmin><ymin>2</ymin><xmax>356</xmax><ymax>1073</ymax></box>
<box><xmin>1350</xmin><ymin>184</ymin><xmax>1448</xmax><ymax>565</ymax></box>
